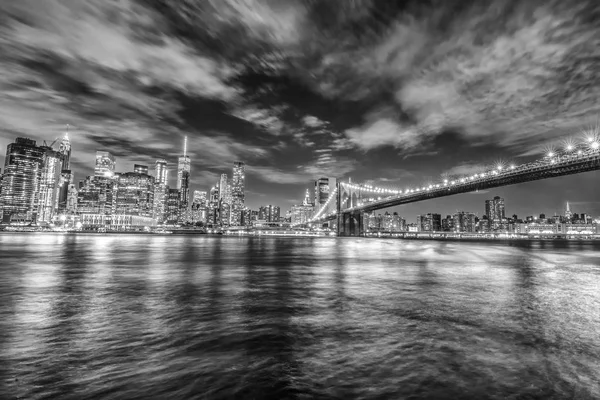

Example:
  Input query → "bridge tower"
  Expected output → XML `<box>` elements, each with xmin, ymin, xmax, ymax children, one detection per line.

<box><xmin>336</xmin><ymin>182</ymin><xmax>365</xmax><ymax>237</ymax></box>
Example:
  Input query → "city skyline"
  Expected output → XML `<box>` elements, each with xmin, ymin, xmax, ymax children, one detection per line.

<box><xmin>1</xmin><ymin>1</ymin><xmax>600</xmax><ymax>215</ymax></box>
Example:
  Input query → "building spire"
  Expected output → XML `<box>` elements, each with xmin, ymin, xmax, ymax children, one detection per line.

<box><xmin>566</xmin><ymin>201</ymin><xmax>570</xmax><ymax>212</ymax></box>
<box><xmin>183</xmin><ymin>136</ymin><xmax>187</xmax><ymax>157</ymax></box>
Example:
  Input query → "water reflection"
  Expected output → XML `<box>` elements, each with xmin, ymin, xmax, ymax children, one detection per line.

<box><xmin>1</xmin><ymin>234</ymin><xmax>599</xmax><ymax>399</ymax></box>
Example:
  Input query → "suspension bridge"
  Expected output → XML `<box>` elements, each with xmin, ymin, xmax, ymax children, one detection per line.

<box><xmin>307</xmin><ymin>135</ymin><xmax>600</xmax><ymax>236</ymax></box>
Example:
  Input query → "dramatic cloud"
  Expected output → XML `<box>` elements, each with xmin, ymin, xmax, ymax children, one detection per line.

<box><xmin>0</xmin><ymin>0</ymin><xmax>598</xmax><ymax>211</ymax></box>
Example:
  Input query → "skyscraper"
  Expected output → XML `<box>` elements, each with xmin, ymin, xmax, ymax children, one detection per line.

<box><xmin>177</xmin><ymin>137</ymin><xmax>191</xmax><ymax>223</ymax></box>
<box><xmin>219</xmin><ymin>173</ymin><xmax>229</xmax><ymax>202</ymax></box>
<box><xmin>417</xmin><ymin>213</ymin><xmax>441</xmax><ymax>232</ymax></box>
<box><xmin>56</xmin><ymin>128</ymin><xmax>73</xmax><ymax>215</ymax></box>
<box><xmin>485</xmin><ymin>196</ymin><xmax>505</xmax><ymax>230</ymax></box>
<box><xmin>153</xmin><ymin>159</ymin><xmax>168</xmax><ymax>223</ymax></box>
<box><xmin>207</xmin><ymin>185</ymin><xmax>220</xmax><ymax>227</ymax></box>
<box><xmin>191</xmin><ymin>190</ymin><xmax>207</xmax><ymax>224</ymax></box>
<box><xmin>37</xmin><ymin>146</ymin><xmax>62</xmax><ymax>223</ymax></box>
<box><xmin>565</xmin><ymin>201</ymin><xmax>572</xmax><ymax>221</ymax></box>
<box><xmin>115</xmin><ymin>171</ymin><xmax>155</xmax><ymax>217</ymax></box>
<box><xmin>230</xmin><ymin>161</ymin><xmax>245</xmax><ymax>226</ymax></box>
<box><xmin>0</xmin><ymin>138</ymin><xmax>45</xmax><ymax>223</ymax></box>
<box><xmin>94</xmin><ymin>151</ymin><xmax>116</xmax><ymax>177</ymax></box>
<box><xmin>453</xmin><ymin>211</ymin><xmax>477</xmax><ymax>232</ymax></box>
<box><xmin>290</xmin><ymin>189</ymin><xmax>315</xmax><ymax>225</ymax></box>
<box><xmin>165</xmin><ymin>188</ymin><xmax>180</xmax><ymax>225</ymax></box>
<box><xmin>258</xmin><ymin>205</ymin><xmax>280</xmax><ymax>223</ymax></box>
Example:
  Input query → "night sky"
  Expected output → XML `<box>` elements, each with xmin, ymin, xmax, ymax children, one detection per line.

<box><xmin>1</xmin><ymin>0</ymin><xmax>599</xmax><ymax>218</ymax></box>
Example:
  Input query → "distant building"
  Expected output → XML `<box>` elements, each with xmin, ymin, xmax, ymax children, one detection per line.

<box><xmin>442</xmin><ymin>215</ymin><xmax>454</xmax><ymax>232</ymax></box>
<box><xmin>0</xmin><ymin>138</ymin><xmax>45</xmax><ymax>223</ymax></box>
<box><xmin>207</xmin><ymin>185</ymin><xmax>220</xmax><ymax>227</ymax></box>
<box><xmin>77</xmin><ymin>176</ymin><xmax>116</xmax><ymax>215</ymax></box>
<box><xmin>417</xmin><ymin>213</ymin><xmax>441</xmax><ymax>232</ymax></box>
<box><xmin>94</xmin><ymin>151</ymin><xmax>116</xmax><ymax>177</ymax></box>
<box><xmin>452</xmin><ymin>211</ymin><xmax>477</xmax><ymax>233</ymax></box>
<box><xmin>230</xmin><ymin>161</ymin><xmax>245</xmax><ymax>226</ymax></box>
<box><xmin>153</xmin><ymin>159</ymin><xmax>168</xmax><ymax>223</ymax></box>
<box><xmin>177</xmin><ymin>137</ymin><xmax>191</xmax><ymax>223</ymax></box>
<box><xmin>290</xmin><ymin>189</ymin><xmax>314</xmax><ymax>225</ymax></box>
<box><xmin>37</xmin><ymin>146</ymin><xmax>62</xmax><ymax>223</ymax></box>
<box><xmin>114</xmin><ymin>171</ymin><xmax>155</xmax><ymax>217</ymax></box>
<box><xmin>485</xmin><ymin>196</ymin><xmax>505</xmax><ymax>230</ymax></box>
<box><xmin>191</xmin><ymin>190</ymin><xmax>207</xmax><ymax>224</ymax></box>
<box><xmin>259</xmin><ymin>204</ymin><xmax>281</xmax><ymax>223</ymax></box>
<box><xmin>165</xmin><ymin>188</ymin><xmax>180</xmax><ymax>225</ymax></box>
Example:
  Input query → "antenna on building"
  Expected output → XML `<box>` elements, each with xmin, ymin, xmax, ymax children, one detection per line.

<box><xmin>183</xmin><ymin>136</ymin><xmax>188</xmax><ymax>157</ymax></box>
<box><xmin>65</xmin><ymin>124</ymin><xmax>70</xmax><ymax>140</ymax></box>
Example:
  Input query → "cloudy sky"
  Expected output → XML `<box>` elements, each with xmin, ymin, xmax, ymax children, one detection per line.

<box><xmin>1</xmin><ymin>0</ymin><xmax>599</xmax><ymax>217</ymax></box>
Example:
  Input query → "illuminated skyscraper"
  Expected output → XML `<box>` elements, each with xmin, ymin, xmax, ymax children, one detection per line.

<box><xmin>452</xmin><ymin>211</ymin><xmax>477</xmax><ymax>232</ymax></box>
<box><xmin>291</xmin><ymin>188</ymin><xmax>315</xmax><ymax>225</ymax></box>
<box><xmin>58</xmin><ymin>126</ymin><xmax>71</xmax><ymax>171</ymax></box>
<box><xmin>165</xmin><ymin>188</ymin><xmax>180</xmax><ymax>225</ymax></box>
<box><xmin>153</xmin><ymin>159</ymin><xmax>169</xmax><ymax>223</ymax></box>
<box><xmin>565</xmin><ymin>201</ymin><xmax>572</xmax><ymax>221</ymax></box>
<box><xmin>191</xmin><ymin>190</ymin><xmax>207</xmax><ymax>224</ymax></box>
<box><xmin>417</xmin><ymin>213</ymin><xmax>441</xmax><ymax>232</ymax></box>
<box><xmin>77</xmin><ymin>176</ymin><xmax>116</xmax><ymax>215</ymax></box>
<box><xmin>94</xmin><ymin>151</ymin><xmax>116</xmax><ymax>177</ymax></box>
<box><xmin>37</xmin><ymin>146</ymin><xmax>62</xmax><ymax>223</ymax></box>
<box><xmin>485</xmin><ymin>196</ymin><xmax>505</xmax><ymax>230</ymax></box>
<box><xmin>207</xmin><ymin>185</ymin><xmax>220</xmax><ymax>227</ymax></box>
<box><xmin>115</xmin><ymin>171</ymin><xmax>155</xmax><ymax>217</ymax></box>
<box><xmin>177</xmin><ymin>136</ymin><xmax>191</xmax><ymax>223</ymax></box>
<box><xmin>0</xmin><ymin>138</ymin><xmax>45</xmax><ymax>223</ymax></box>
<box><xmin>230</xmin><ymin>161</ymin><xmax>245</xmax><ymax>226</ymax></box>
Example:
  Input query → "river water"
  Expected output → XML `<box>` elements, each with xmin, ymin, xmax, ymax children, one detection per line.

<box><xmin>1</xmin><ymin>233</ymin><xmax>599</xmax><ymax>399</ymax></box>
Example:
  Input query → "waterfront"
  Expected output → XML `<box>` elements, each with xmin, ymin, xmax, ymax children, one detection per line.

<box><xmin>1</xmin><ymin>233</ymin><xmax>600</xmax><ymax>399</ymax></box>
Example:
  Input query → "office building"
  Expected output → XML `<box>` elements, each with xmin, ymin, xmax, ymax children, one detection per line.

<box><xmin>258</xmin><ymin>204</ymin><xmax>281</xmax><ymax>223</ymax></box>
<box><xmin>230</xmin><ymin>161</ymin><xmax>245</xmax><ymax>226</ymax></box>
<box><xmin>417</xmin><ymin>213</ymin><xmax>441</xmax><ymax>232</ymax></box>
<box><xmin>153</xmin><ymin>159</ymin><xmax>168</xmax><ymax>223</ymax></box>
<box><xmin>37</xmin><ymin>147</ymin><xmax>63</xmax><ymax>223</ymax></box>
<box><xmin>165</xmin><ymin>188</ymin><xmax>180</xmax><ymax>225</ymax></box>
<box><xmin>115</xmin><ymin>171</ymin><xmax>155</xmax><ymax>217</ymax></box>
<box><xmin>207</xmin><ymin>185</ymin><xmax>220</xmax><ymax>227</ymax></box>
<box><xmin>77</xmin><ymin>176</ymin><xmax>116</xmax><ymax>215</ymax></box>
<box><xmin>94</xmin><ymin>151</ymin><xmax>116</xmax><ymax>177</ymax></box>
<box><xmin>485</xmin><ymin>196</ymin><xmax>505</xmax><ymax>230</ymax></box>
<box><xmin>290</xmin><ymin>189</ymin><xmax>315</xmax><ymax>225</ymax></box>
<box><xmin>191</xmin><ymin>190</ymin><xmax>207</xmax><ymax>224</ymax></box>
<box><xmin>0</xmin><ymin>138</ymin><xmax>45</xmax><ymax>223</ymax></box>
<box><xmin>452</xmin><ymin>211</ymin><xmax>477</xmax><ymax>232</ymax></box>
<box><xmin>177</xmin><ymin>137</ymin><xmax>191</xmax><ymax>223</ymax></box>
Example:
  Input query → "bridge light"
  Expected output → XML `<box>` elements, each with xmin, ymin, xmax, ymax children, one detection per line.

<box><xmin>510</xmin><ymin>164</ymin><xmax>515</xmax><ymax>170</ymax></box>
<box><xmin>451</xmin><ymin>181</ymin><xmax>455</xmax><ymax>185</ymax></box>
<box><xmin>566</xmin><ymin>144</ymin><xmax>574</xmax><ymax>151</ymax></box>
<box><xmin>577</xmin><ymin>150</ymin><xmax>583</xmax><ymax>155</ymax></box>
<box><xmin>547</xmin><ymin>151</ymin><xmax>555</xmax><ymax>157</ymax></box>
<box><xmin>592</xmin><ymin>142</ymin><xmax>599</xmax><ymax>150</ymax></box>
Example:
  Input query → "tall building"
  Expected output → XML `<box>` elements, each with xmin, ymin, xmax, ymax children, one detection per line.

<box><xmin>115</xmin><ymin>171</ymin><xmax>155</xmax><ymax>217</ymax></box>
<box><xmin>177</xmin><ymin>137</ymin><xmax>191</xmax><ymax>223</ymax></box>
<box><xmin>134</xmin><ymin>164</ymin><xmax>149</xmax><ymax>175</ymax></box>
<box><xmin>37</xmin><ymin>147</ymin><xmax>63</xmax><ymax>223</ymax></box>
<box><xmin>290</xmin><ymin>189</ymin><xmax>315</xmax><ymax>225</ymax></box>
<box><xmin>453</xmin><ymin>211</ymin><xmax>477</xmax><ymax>232</ymax></box>
<box><xmin>258</xmin><ymin>205</ymin><xmax>280</xmax><ymax>223</ymax></box>
<box><xmin>94</xmin><ymin>151</ymin><xmax>116</xmax><ymax>177</ymax></box>
<box><xmin>55</xmin><ymin>128</ymin><xmax>74</xmax><ymax>215</ymax></box>
<box><xmin>153</xmin><ymin>159</ymin><xmax>168</xmax><ymax>223</ymax></box>
<box><xmin>219</xmin><ymin>173</ymin><xmax>229</xmax><ymax>202</ymax></box>
<box><xmin>230</xmin><ymin>161</ymin><xmax>245</xmax><ymax>226</ymax></box>
<box><xmin>565</xmin><ymin>201</ymin><xmax>572</xmax><ymax>221</ymax></box>
<box><xmin>417</xmin><ymin>213</ymin><xmax>441</xmax><ymax>232</ymax></box>
<box><xmin>314</xmin><ymin>177</ymin><xmax>337</xmax><ymax>214</ymax></box>
<box><xmin>191</xmin><ymin>190</ymin><xmax>207</xmax><ymax>224</ymax></box>
<box><xmin>0</xmin><ymin>138</ymin><xmax>45</xmax><ymax>223</ymax></box>
<box><xmin>77</xmin><ymin>176</ymin><xmax>116</xmax><ymax>215</ymax></box>
<box><xmin>165</xmin><ymin>188</ymin><xmax>180</xmax><ymax>225</ymax></box>
<box><xmin>485</xmin><ymin>196</ymin><xmax>505</xmax><ymax>231</ymax></box>
<box><xmin>207</xmin><ymin>185</ymin><xmax>220</xmax><ymax>227</ymax></box>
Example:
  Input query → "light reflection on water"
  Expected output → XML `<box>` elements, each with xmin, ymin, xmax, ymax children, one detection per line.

<box><xmin>1</xmin><ymin>233</ymin><xmax>600</xmax><ymax>399</ymax></box>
